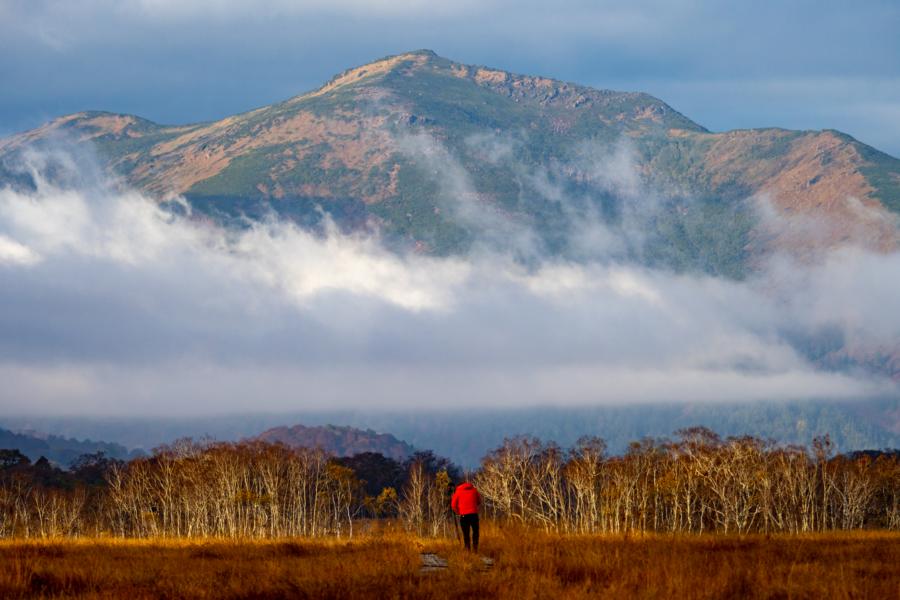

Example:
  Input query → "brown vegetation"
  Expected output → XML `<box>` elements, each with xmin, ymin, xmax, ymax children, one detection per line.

<box><xmin>0</xmin><ymin>530</ymin><xmax>898</xmax><ymax>599</ymax></box>
<box><xmin>477</xmin><ymin>431</ymin><xmax>900</xmax><ymax>535</ymax></box>
<box><xmin>1</xmin><ymin>431</ymin><xmax>899</xmax><ymax>541</ymax></box>
<box><xmin>2</xmin><ymin>431</ymin><xmax>899</xmax><ymax>597</ymax></box>
<box><xmin>691</xmin><ymin>128</ymin><xmax>899</xmax><ymax>256</ymax></box>
<box><xmin>295</xmin><ymin>52</ymin><xmax>431</xmax><ymax>101</ymax></box>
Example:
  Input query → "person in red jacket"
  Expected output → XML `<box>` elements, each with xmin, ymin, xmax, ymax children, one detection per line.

<box><xmin>451</xmin><ymin>481</ymin><xmax>481</xmax><ymax>552</ymax></box>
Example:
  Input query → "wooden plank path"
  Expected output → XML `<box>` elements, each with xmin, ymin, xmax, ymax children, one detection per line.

<box><xmin>419</xmin><ymin>553</ymin><xmax>494</xmax><ymax>573</ymax></box>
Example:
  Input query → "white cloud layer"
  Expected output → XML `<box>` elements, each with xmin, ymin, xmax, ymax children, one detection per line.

<box><xmin>1</xmin><ymin>145</ymin><xmax>898</xmax><ymax>415</ymax></box>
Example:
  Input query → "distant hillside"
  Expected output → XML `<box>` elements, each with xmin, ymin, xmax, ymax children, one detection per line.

<box><xmin>368</xmin><ymin>400</ymin><xmax>900</xmax><ymax>468</ymax></box>
<box><xmin>8</xmin><ymin>399</ymin><xmax>898</xmax><ymax>469</ymax></box>
<box><xmin>0</xmin><ymin>426</ymin><xmax>136</xmax><ymax>467</ymax></box>
<box><xmin>255</xmin><ymin>424</ymin><xmax>415</xmax><ymax>460</ymax></box>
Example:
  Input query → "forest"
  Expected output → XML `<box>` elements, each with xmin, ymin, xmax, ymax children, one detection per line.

<box><xmin>2</xmin><ymin>428</ymin><xmax>899</xmax><ymax>539</ymax></box>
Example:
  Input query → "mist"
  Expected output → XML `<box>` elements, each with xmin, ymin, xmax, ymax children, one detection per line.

<box><xmin>0</xmin><ymin>138</ymin><xmax>898</xmax><ymax>417</ymax></box>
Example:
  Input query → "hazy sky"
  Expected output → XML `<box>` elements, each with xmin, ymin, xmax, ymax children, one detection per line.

<box><xmin>1</xmin><ymin>0</ymin><xmax>899</xmax><ymax>156</ymax></box>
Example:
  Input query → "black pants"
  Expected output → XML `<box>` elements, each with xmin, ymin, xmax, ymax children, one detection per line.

<box><xmin>460</xmin><ymin>513</ymin><xmax>479</xmax><ymax>551</ymax></box>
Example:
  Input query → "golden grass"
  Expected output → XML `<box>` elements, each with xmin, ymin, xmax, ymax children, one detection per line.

<box><xmin>1</xmin><ymin>526</ymin><xmax>899</xmax><ymax>599</ymax></box>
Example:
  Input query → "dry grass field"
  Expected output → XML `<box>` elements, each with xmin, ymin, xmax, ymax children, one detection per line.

<box><xmin>1</xmin><ymin>526</ymin><xmax>899</xmax><ymax>599</ymax></box>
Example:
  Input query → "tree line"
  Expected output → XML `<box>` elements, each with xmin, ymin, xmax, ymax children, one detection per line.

<box><xmin>1</xmin><ymin>428</ymin><xmax>898</xmax><ymax>538</ymax></box>
<box><xmin>476</xmin><ymin>429</ymin><xmax>900</xmax><ymax>534</ymax></box>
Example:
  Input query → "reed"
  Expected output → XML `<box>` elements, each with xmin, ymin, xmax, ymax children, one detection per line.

<box><xmin>1</xmin><ymin>528</ymin><xmax>898</xmax><ymax>599</ymax></box>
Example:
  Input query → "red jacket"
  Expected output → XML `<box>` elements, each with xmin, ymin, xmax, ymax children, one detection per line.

<box><xmin>451</xmin><ymin>482</ymin><xmax>481</xmax><ymax>515</ymax></box>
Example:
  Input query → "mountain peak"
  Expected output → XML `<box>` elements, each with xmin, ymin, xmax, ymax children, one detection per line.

<box><xmin>406</xmin><ymin>48</ymin><xmax>438</xmax><ymax>57</ymax></box>
<box><xmin>2</xmin><ymin>50</ymin><xmax>898</xmax><ymax>280</ymax></box>
<box><xmin>291</xmin><ymin>50</ymin><xmax>703</xmax><ymax>133</ymax></box>
<box><xmin>302</xmin><ymin>50</ymin><xmax>440</xmax><ymax>99</ymax></box>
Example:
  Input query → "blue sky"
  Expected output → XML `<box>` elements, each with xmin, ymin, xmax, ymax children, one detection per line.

<box><xmin>2</xmin><ymin>0</ymin><xmax>899</xmax><ymax>156</ymax></box>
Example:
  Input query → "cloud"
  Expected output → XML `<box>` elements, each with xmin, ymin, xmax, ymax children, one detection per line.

<box><xmin>4</xmin><ymin>361</ymin><xmax>888</xmax><ymax>418</ymax></box>
<box><xmin>0</xmin><ymin>148</ymin><xmax>468</xmax><ymax>312</ymax></box>
<box><xmin>127</xmin><ymin>0</ymin><xmax>483</xmax><ymax>19</ymax></box>
<box><xmin>397</xmin><ymin>132</ymin><xmax>542</xmax><ymax>258</ymax></box>
<box><xmin>0</xmin><ymin>144</ymin><xmax>898</xmax><ymax>416</ymax></box>
<box><xmin>0</xmin><ymin>234</ymin><xmax>39</xmax><ymax>265</ymax></box>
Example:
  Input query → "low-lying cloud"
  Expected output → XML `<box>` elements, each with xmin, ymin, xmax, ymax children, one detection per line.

<box><xmin>0</xmin><ymin>143</ymin><xmax>898</xmax><ymax>416</ymax></box>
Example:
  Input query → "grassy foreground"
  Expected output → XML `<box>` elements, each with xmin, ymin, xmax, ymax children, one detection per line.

<box><xmin>1</xmin><ymin>527</ymin><xmax>899</xmax><ymax>599</ymax></box>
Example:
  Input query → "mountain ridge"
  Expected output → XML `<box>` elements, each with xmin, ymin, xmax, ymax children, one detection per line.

<box><xmin>0</xmin><ymin>426</ymin><xmax>136</xmax><ymax>467</ymax></box>
<box><xmin>255</xmin><ymin>423</ymin><xmax>415</xmax><ymax>460</ymax></box>
<box><xmin>1</xmin><ymin>49</ymin><xmax>898</xmax><ymax>270</ymax></box>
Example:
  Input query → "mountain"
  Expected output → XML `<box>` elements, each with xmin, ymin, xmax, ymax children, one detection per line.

<box><xmin>253</xmin><ymin>401</ymin><xmax>900</xmax><ymax>469</ymax></box>
<box><xmin>255</xmin><ymin>424</ymin><xmax>415</xmax><ymax>460</ymax></box>
<box><xmin>5</xmin><ymin>400</ymin><xmax>898</xmax><ymax>469</ymax></box>
<box><xmin>1</xmin><ymin>49</ymin><xmax>898</xmax><ymax>278</ymax></box>
<box><xmin>0</xmin><ymin>426</ymin><xmax>136</xmax><ymax>467</ymax></box>
<box><xmin>2</xmin><ymin>50</ymin><xmax>900</xmax><ymax>379</ymax></box>
<box><xmin>370</xmin><ymin>400</ymin><xmax>900</xmax><ymax>468</ymax></box>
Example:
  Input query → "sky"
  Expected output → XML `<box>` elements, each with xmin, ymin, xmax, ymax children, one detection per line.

<box><xmin>1</xmin><ymin>1</ymin><xmax>899</xmax><ymax>418</ymax></box>
<box><xmin>1</xmin><ymin>0</ymin><xmax>899</xmax><ymax>156</ymax></box>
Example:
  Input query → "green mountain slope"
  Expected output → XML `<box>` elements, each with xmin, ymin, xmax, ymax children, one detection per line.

<box><xmin>1</xmin><ymin>49</ymin><xmax>899</xmax><ymax>276</ymax></box>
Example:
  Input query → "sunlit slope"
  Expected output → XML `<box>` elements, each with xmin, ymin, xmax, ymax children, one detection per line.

<box><xmin>1</xmin><ymin>49</ymin><xmax>899</xmax><ymax>274</ymax></box>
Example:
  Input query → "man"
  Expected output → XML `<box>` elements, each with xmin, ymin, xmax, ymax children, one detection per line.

<box><xmin>451</xmin><ymin>480</ymin><xmax>481</xmax><ymax>552</ymax></box>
